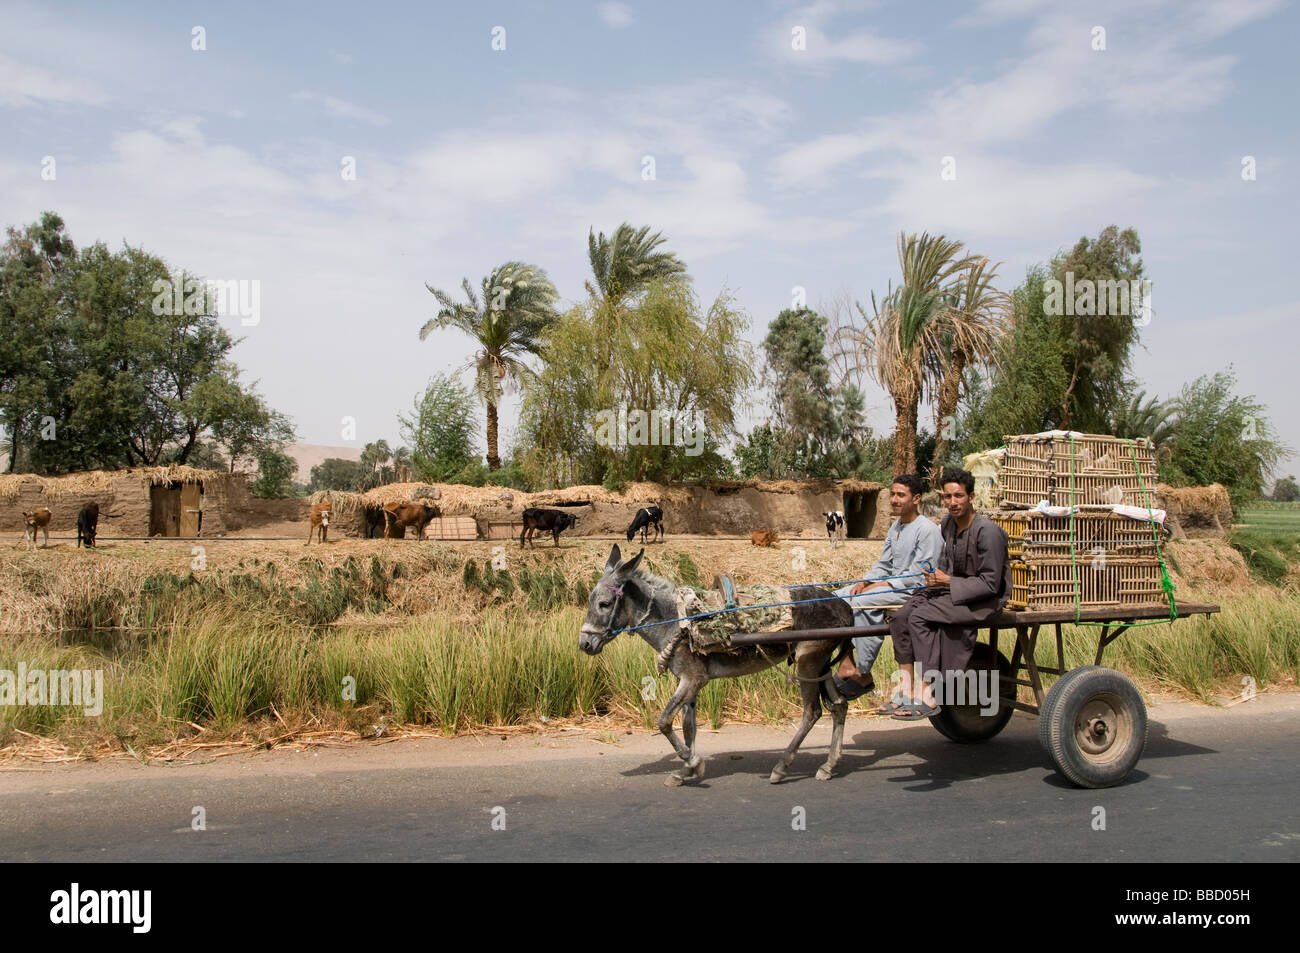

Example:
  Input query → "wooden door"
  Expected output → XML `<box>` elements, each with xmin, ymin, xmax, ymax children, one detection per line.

<box><xmin>179</xmin><ymin>483</ymin><xmax>201</xmax><ymax>537</ymax></box>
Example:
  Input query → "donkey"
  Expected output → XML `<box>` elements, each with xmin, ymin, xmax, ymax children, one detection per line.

<box><xmin>579</xmin><ymin>544</ymin><xmax>856</xmax><ymax>786</ymax></box>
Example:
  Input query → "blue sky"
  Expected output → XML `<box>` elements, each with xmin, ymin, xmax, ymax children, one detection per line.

<box><xmin>3</xmin><ymin>0</ymin><xmax>1297</xmax><ymax>476</ymax></box>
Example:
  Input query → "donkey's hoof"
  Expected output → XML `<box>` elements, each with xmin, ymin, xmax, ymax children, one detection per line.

<box><xmin>815</xmin><ymin>764</ymin><xmax>835</xmax><ymax>781</ymax></box>
<box><xmin>686</xmin><ymin>757</ymin><xmax>705</xmax><ymax>779</ymax></box>
<box><xmin>665</xmin><ymin>774</ymin><xmax>686</xmax><ymax>787</ymax></box>
<box><xmin>768</xmin><ymin>765</ymin><xmax>787</xmax><ymax>784</ymax></box>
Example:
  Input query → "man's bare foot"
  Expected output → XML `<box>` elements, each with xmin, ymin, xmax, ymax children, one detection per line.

<box><xmin>836</xmin><ymin>656</ymin><xmax>870</xmax><ymax>685</ymax></box>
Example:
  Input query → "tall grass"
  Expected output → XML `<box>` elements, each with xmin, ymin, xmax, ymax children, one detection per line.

<box><xmin>4</xmin><ymin>588</ymin><xmax>1298</xmax><ymax>754</ymax></box>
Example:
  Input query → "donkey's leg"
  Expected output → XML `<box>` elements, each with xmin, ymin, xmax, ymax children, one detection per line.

<box><xmin>817</xmin><ymin>684</ymin><xmax>849</xmax><ymax>782</ymax></box>
<box><xmin>659</xmin><ymin>676</ymin><xmax>706</xmax><ymax>786</ymax></box>
<box><xmin>769</xmin><ymin>658</ymin><xmax>824</xmax><ymax>784</ymax></box>
<box><xmin>679</xmin><ymin>697</ymin><xmax>705</xmax><ymax>782</ymax></box>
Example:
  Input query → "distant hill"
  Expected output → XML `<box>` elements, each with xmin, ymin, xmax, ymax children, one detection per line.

<box><xmin>284</xmin><ymin>443</ymin><xmax>363</xmax><ymax>483</ymax></box>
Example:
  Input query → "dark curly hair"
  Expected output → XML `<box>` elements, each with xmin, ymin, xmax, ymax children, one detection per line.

<box><xmin>939</xmin><ymin>467</ymin><xmax>975</xmax><ymax>495</ymax></box>
<box><xmin>891</xmin><ymin>473</ymin><xmax>925</xmax><ymax>497</ymax></box>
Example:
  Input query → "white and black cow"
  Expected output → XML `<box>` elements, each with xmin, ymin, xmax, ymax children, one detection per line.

<box><xmin>823</xmin><ymin>510</ymin><xmax>845</xmax><ymax>548</ymax></box>
<box><xmin>625</xmin><ymin>505</ymin><xmax>664</xmax><ymax>544</ymax></box>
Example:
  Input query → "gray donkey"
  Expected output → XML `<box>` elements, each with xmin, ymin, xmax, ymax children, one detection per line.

<box><xmin>579</xmin><ymin>544</ymin><xmax>855</xmax><ymax>785</ymax></box>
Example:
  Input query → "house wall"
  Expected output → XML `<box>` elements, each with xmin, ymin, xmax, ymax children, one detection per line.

<box><xmin>0</xmin><ymin>473</ymin><xmax>242</xmax><ymax>538</ymax></box>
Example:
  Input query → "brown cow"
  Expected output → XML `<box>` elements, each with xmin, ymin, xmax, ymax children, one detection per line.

<box><xmin>383</xmin><ymin>502</ymin><xmax>440</xmax><ymax>540</ymax></box>
<box><xmin>307</xmin><ymin>499</ymin><xmax>333</xmax><ymax>545</ymax></box>
<box><xmin>750</xmin><ymin>529</ymin><xmax>780</xmax><ymax>547</ymax></box>
<box><xmin>23</xmin><ymin>507</ymin><xmax>52</xmax><ymax>550</ymax></box>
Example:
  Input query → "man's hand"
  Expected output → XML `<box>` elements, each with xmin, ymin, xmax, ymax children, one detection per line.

<box><xmin>923</xmin><ymin>568</ymin><xmax>951</xmax><ymax>587</ymax></box>
<box><xmin>849</xmin><ymin>580</ymin><xmax>890</xmax><ymax>596</ymax></box>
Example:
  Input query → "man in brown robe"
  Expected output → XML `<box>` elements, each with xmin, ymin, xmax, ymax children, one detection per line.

<box><xmin>888</xmin><ymin>467</ymin><xmax>1012</xmax><ymax>718</ymax></box>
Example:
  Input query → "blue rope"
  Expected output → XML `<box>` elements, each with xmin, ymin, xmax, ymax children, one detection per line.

<box><xmin>776</xmin><ymin>570</ymin><xmax>924</xmax><ymax>589</ymax></box>
<box><xmin>613</xmin><ymin>579</ymin><xmax>927</xmax><ymax>635</ymax></box>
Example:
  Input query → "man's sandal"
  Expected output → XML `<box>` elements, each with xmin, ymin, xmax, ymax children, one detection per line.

<box><xmin>891</xmin><ymin>702</ymin><xmax>942</xmax><ymax>721</ymax></box>
<box><xmin>872</xmin><ymin>697</ymin><xmax>908</xmax><ymax>716</ymax></box>
<box><xmin>831</xmin><ymin>674</ymin><xmax>875</xmax><ymax>701</ymax></box>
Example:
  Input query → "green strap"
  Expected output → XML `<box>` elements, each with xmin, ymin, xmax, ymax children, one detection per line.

<box><xmin>1068</xmin><ymin>433</ymin><xmax>1080</xmax><ymax>624</ymax></box>
<box><xmin>1126</xmin><ymin>438</ymin><xmax>1178</xmax><ymax>621</ymax></box>
<box><xmin>1061</xmin><ymin>434</ymin><xmax>1176</xmax><ymax>630</ymax></box>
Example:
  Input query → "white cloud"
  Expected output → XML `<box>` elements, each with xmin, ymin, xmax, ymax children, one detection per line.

<box><xmin>0</xmin><ymin>53</ymin><xmax>107</xmax><ymax>107</ymax></box>
<box><xmin>597</xmin><ymin>2</ymin><xmax>635</xmax><ymax>29</ymax></box>
<box><xmin>770</xmin><ymin>2</ymin><xmax>921</xmax><ymax>65</ymax></box>
<box><xmin>290</xmin><ymin>90</ymin><xmax>389</xmax><ymax>126</ymax></box>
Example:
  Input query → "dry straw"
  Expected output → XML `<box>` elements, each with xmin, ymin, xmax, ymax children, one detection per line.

<box><xmin>0</xmin><ymin>465</ymin><xmax>228</xmax><ymax>504</ymax></box>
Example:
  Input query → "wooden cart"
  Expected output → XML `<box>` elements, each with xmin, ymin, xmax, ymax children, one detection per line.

<box><xmin>730</xmin><ymin>601</ymin><xmax>1220</xmax><ymax>788</ymax></box>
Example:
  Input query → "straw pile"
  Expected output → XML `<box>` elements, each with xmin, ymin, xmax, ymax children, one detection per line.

<box><xmin>0</xmin><ymin>465</ymin><xmax>224</xmax><ymax>503</ymax></box>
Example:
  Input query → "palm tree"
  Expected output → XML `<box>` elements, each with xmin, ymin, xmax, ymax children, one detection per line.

<box><xmin>845</xmin><ymin>232</ymin><xmax>975</xmax><ymax>476</ymax></box>
<box><xmin>421</xmin><ymin>262</ymin><xmax>559</xmax><ymax>471</ymax></box>
<box><xmin>1111</xmin><ymin>390</ymin><xmax>1175</xmax><ymax>449</ymax></box>
<box><xmin>929</xmin><ymin>257</ymin><xmax>1011</xmax><ymax>484</ymax></box>
<box><xmin>586</xmin><ymin>223</ymin><xmax>686</xmax><ymax>310</ymax></box>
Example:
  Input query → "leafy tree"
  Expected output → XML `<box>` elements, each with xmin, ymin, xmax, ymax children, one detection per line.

<box><xmin>1273</xmin><ymin>476</ymin><xmax>1299</xmax><ymax>502</ymax></box>
<box><xmin>959</xmin><ymin>227</ymin><xmax>1145</xmax><ymax>451</ymax></box>
<box><xmin>251</xmin><ymin>448</ymin><xmax>297</xmax><ymax>498</ymax></box>
<box><xmin>957</xmin><ymin>267</ymin><xmax>1070</xmax><ymax>452</ymax></box>
<box><xmin>1051</xmin><ymin>226</ymin><xmax>1144</xmax><ymax>429</ymax></box>
<box><xmin>0</xmin><ymin>212</ymin><xmax>77</xmax><ymax>471</ymax></box>
<box><xmin>0</xmin><ymin>212</ymin><xmax>296</xmax><ymax>474</ymax></box>
<box><xmin>208</xmin><ymin>386</ymin><xmax>295</xmax><ymax>473</ymax></box>
<box><xmin>735</xmin><ymin>423</ymin><xmax>779</xmax><ymax>479</ymax></box>
<box><xmin>1162</xmin><ymin>369</ymin><xmax>1289</xmax><ymax>510</ymax></box>
<box><xmin>398</xmin><ymin>374</ymin><xmax>480</xmax><ymax>482</ymax></box>
<box><xmin>309</xmin><ymin>457</ymin><xmax>368</xmax><ymax>492</ymax></box>
<box><xmin>518</xmin><ymin>278</ymin><xmax>752</xmax><ymax>486</ymax></box>
<box><xmin>421</xmin><ymin>261</ymin><xmax>559</xmax><ymax>471</ymax></box>
<box><xmin>751</xmin><ymin>308</ymin><xmax>871</xmax><ymax>478</ymax></box>
<box><xmin>167</xmin><ymin>440</ymin><xmax>228</xmax><ymax>471</ymax></box>
<box><xmin>760</xmin><ymin>308</ymin><xmax>839</xmax><ymax>477</ymax></box>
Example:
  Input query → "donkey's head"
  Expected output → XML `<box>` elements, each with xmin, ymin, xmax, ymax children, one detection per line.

<box><xmin>579</xmin><ymin>544</ymin><xmax>650</xmax><ymax>655</ymax></box>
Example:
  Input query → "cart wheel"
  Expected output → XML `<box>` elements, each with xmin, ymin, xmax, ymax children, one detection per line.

<box><xmin>931</xmin><ymin>642</ymin><xmax>1016</xmax><ymax>744</ymax></box>
<box><xmin>1039</xmin><ymin>666</ymin><xmax>1146</xmax><ymax>788</ymax></box>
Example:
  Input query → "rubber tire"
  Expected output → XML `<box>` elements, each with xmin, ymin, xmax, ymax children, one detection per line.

<box><xmin>1039</xmin><ymin>666</ymin><xmax>1147</xmax><ymax>788</ymax></box>
<box><xmin>1036</xmin><ymin>665</ymin><xmax>1095</xmax><ymax>753</ymax></box>
<box><xmin>930</xmin><ymin>642</ymin><xmax>1016</xmax><ymax>744</ymax></box>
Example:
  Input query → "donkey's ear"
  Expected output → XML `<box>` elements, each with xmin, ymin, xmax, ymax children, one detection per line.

<box><xmin>606</xmin><ymin>544</ymin><xmax>622</xmax><ymax>572</ymax></box>
<box><xmin>618</xmin><ymin>547</ymin><xmax>645</xmax><ymax>577</ymax></box>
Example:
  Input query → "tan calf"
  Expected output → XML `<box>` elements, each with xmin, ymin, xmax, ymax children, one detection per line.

<box><xmin>23</xmin><ymin>507</ymin><xmax>52</xmax><ymax>550</ymax></box>
<box><xmin>307</xmin><ymin>499</ymin><xmax>333</xmax><ymax>545</ymax></box>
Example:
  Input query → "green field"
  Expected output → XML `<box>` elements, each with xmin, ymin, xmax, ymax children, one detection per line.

<box><xmin>1232</xmin><ymin>502</ymin><xmax>1300</xmax><ymax>584</ymax></box>
<box><xmin>1239</xmin><ymin>501</ymin><xmax>1300</xmax><ymax>538</ymax></box>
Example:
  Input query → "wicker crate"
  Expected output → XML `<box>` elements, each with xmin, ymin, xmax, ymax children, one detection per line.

<box><xmin>995</xmin><ymin>433</ymin><xmax>1159</xmax><ymax>509</ymax></box>
<box><xmin>991</xmin><ymin>509</ymin><xmax>1165</xmax><ymax>560</ymax></box>
<box><xmin>995</xmin><ymin>470</ymin><xmax>1159</xmax><ymax>508</ymax></box>
<box><xmin>1003</xmin><ymin>433</ymin><xmax>1157</xmax><ymax>475</ymax></box>
<box><xmin>1007</xmin><ymin>557</ymin><xmax>1168</xmax><ymax>611</ymax></box>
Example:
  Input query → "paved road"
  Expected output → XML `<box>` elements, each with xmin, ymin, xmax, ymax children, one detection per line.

<box><xmin>2</xmin><ymin>696</ymin><xmax>1297</xmax><ymax>862</ymax></box>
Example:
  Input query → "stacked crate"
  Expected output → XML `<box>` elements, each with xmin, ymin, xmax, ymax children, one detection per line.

<box><xmin>996</xmin><ymin>433</ymin><xmax>1158</xmax><ymax>508</ymax></box>
<box><xmin>990</xmin><ymin>433</ymin><xmax>1168</xmax><ymax>611</ymax></box>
